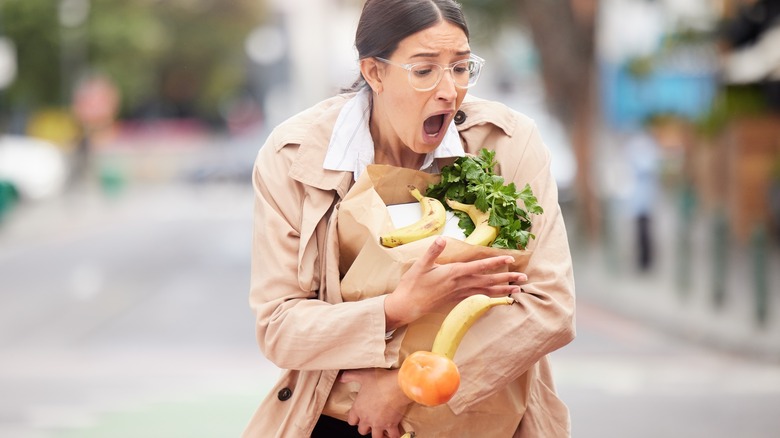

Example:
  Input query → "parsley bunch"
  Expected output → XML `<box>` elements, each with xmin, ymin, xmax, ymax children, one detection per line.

<box><xmin>426</xmin><ymin>148</ymin><xmax>543</xmax><ymax>249</ymax></box>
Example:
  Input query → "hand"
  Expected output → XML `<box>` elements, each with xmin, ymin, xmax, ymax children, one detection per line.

<box><xmin>385</xmin><ymin>237</ymin><xmax>526</xmax><ymax>329</ymax></box>
<box><xmin>341</xmin><ymin>368</ymin><xmax>411</xmax><ymax>438</ymax></box>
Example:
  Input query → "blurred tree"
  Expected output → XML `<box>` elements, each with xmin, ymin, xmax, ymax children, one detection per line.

<box><xmin>0</xmin><ymin>1</ymin><xmax>61</xmax><ymax>109</ymax></box>
<box><xmin>0</xmin><ymin>0</ymin><xmax>267</xmax><ymax>125</ymax></box>
<box><xmin>462</xmin><ymin>0</ymin><xmax>601</xmax><ymax>239</ymax></box>
<box><xmin>520</xmin><ymin>0</ymin><xmax>600</xmax><ymax>239</ymax></box>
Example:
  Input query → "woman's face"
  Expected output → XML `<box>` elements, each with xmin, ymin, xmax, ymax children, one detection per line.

<box><xmin>372</xmin><ymin>20</ymin><xmax>471</xmax><ymax>156</ymax></box>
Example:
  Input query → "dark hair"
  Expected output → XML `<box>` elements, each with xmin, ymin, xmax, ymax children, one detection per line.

<box><xmin>347</xmin><ymin>0</ymin><xmax>469</xmax><ymax>91</ymax></box>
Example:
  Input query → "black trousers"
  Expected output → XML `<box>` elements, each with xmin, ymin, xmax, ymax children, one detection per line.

<box><xmin>311</xmin><ymin>415</ymin><xmax>366</xmax><ymax>437</ymax></box>
<box><xmin>637</xmin><ymin>214</ymin><xmax>653</xmax><ymax>271</ymax></box>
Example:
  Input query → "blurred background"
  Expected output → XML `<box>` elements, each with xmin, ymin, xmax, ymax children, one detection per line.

<box><xmin>0</xmin><ymin>0</ymin><xmax>779</xmax><ymax>437</ymax></box>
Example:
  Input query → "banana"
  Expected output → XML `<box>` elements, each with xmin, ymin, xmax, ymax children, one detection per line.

<box><xmin>431</xmin><ymin>294</ymin><xmax>515</xmax><ymax>360</ymax></box>
<box><xmin>445</xmin><ymin>199</ymin><xmax>499</xmax><ymax>246</ymax></box>
<box><xmin>379</xmin><ymin>185</ymin><xmax>447</xmax><ymax>248</ymax></box>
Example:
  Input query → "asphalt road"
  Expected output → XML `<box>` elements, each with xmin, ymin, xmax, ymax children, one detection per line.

<box><xmin>1</xmin><ymin>181</ymin><xmax>779</xmax><ymax>437</ymax></box>
<box><xmin>553</xmin><ymin>301</ymin><xmax>780</xmax><ymax>437</ymax></box>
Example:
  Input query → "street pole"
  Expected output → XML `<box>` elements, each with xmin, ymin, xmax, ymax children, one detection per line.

<box><xmin>58</xmin><ymin>0</ymin><xmax>90</xmax><ymax>104</ymax></box>
<box><xmin>711</xmin><ymin>208</ymin><xmax>728</xmax><ymax>309</ymax></box>
<box><xmin>751</xmin><ymin>224</ymin><xmax>769</xmax><ymax>328</ymax></box>
<box><xmin>58</xmin><ymin>0</ymin><xmax>91</xmax><ymax>185</ymax></box>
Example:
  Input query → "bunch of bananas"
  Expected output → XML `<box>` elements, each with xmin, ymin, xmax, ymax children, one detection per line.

<box><xmin>378</xmin><ymin>186</ymin><xmax>500</xmax><ymax>248</ymax></box>
<box><xmin>379</xmin><ymin>185</ymin><xmax>447</xmax><ymax>248</ymax></box>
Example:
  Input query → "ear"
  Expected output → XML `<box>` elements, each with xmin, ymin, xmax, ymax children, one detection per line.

<box><xmin>359</xmin><ymin>57</ymin><xmax>384</xmax><ymax>94</ymax></box>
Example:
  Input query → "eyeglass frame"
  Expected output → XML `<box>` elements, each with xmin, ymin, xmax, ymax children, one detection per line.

<box><xmin>373</xmin><ymin>54</ymin><xmax>485</xmax><ymax>92</ymax></box>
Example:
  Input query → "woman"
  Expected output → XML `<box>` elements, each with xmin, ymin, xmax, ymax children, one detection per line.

<box><xmin>243</xmin><ymin>0</ymin><xmax>575</xmax><ymax>437</ymax></box>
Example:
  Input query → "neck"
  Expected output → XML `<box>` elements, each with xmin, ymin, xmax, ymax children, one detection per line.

<box><xmin>369</xmin><ymin>94</ymin><xmax>424</xmax><ymax>169</ymax></box>
<box><xmin>373</xmin><ymin>145</ymin><xmax>425</xmax><ymax>169</ymax></box>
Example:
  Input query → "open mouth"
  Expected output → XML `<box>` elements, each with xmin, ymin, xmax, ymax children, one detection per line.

<box><xmin>422</xmin><ymin>113</ymin><xmax>448</xmax><ymax>143</ymax></box>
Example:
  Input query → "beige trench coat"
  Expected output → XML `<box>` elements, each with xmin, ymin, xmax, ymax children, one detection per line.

<box><xmin>243</xmin><ymin>93</ymin><xmax>576</xmax><ymax>438</ymax></box>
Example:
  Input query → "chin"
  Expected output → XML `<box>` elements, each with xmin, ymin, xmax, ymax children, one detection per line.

<box><xmin>411</xmin><ymin>141</ymin><xmax>441</xmax><ymax>155</ymax></box>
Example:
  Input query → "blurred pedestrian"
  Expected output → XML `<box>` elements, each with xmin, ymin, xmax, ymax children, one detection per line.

<box><xmin>243</xmin><ymin>1</ymin><xmax>575</xmax><ymax>437</ymax></box>
<box><xmin>70</xmin><ymin>74</ymin><xmax>121</xmax><ymax>184</ymax></box>
<box><xmin>625</xmin><ymin>117</ymin><xmax>662</xmax><ymax>272</ymax></box>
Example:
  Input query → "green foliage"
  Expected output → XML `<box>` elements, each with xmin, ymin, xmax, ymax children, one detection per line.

<box><xmin>458</xmin><ymin>0</ymin><xmax>519</xmax><ymax>42</ymax></box>
<box><xmin>696</xmin><ymin>84</ymin><xmax>769</xmax><ymax>139</ymax></box>
<box><xmin>1</xmin><ymin>0</ymin><xmax>62</xmax><ymax>106</ymax></box>
<box><xmin>459</xmin><ymin>0</ymin><xmax>516</xmax><ymax>23</ymax></box>
<box><xmin>426</xmin><ymin>148</ymin><xmax>543</xmax><ymax>250</ymax></box>
<box><xmin>87</xmin><ymin>0</ymin><xmax>170</xmax><ymax>113</ymax></box>
<box><xmin>771</xmin><ymin>157</ymin><xmax>780</xmax><ymax>181</ymax></box>
<box><xmin>0</xmin><ymin>0</ymin><xmax>266</xmax><ymax>122</ymax></box>
<box><xmin>626</xmin><ymin>55</ymin><xmax>655</xmax><ymax>79</ymax></box>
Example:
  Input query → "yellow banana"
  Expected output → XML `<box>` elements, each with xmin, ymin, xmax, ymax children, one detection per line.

<box><xmin>445</xmin><ymin>199</ymin><xmax>499</xmax><ymax>246</ymax></box>
<box><xmin>431</xmin><ymin>294</ymin><xmax>515</xmax><ymax>360</ymax></box>
<box><xmin>379</xmin><ymin>185</ymin><xmax>446</xmax><ymax>248</ymax></box>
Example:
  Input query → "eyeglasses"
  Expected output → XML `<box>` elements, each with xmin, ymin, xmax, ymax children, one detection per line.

<box><xmin>374</xmin><ymin>54</ymin><xmax>485</xmax><ymax>92</ymax></box>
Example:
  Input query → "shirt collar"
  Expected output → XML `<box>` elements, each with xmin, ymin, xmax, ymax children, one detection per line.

<box><xmin>323</xmin><ymin>89</ymin><xmax>465</xmax><ymax>181</ymax></box>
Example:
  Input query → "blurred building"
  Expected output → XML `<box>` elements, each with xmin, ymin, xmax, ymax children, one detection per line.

<box><xmin>256</xmin><ymin>0</ymin><xmax>362</xmax><ymax>128</ymax></box>
<box><xmin>597</xmin><ymin>0</ymin><xmax>720</xmax><ymax>130</ymax></box>
<box><xmin>597</xmin><ymin>0</ymin><xmax>780</xmax><ymax>245</ymax></box>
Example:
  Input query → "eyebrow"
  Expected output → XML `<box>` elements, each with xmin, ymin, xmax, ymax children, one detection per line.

<box><xmin>410</xmin><ymin>50</ymin><xmax>471</xmax><ymax>60</ymax></box>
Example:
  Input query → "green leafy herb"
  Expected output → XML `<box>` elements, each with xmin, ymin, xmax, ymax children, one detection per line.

<box><xmin>426</xmin><ymin>148</ymin><xmax>543</xmax><ymax>249</ymax></box>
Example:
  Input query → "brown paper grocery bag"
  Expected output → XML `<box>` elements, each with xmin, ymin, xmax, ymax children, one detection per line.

<box><xmin>337</xmin><ymin>164</ymin><xmax>531</xmax><ymax>301</ymax></box>
<box><xmin>322</xmin><ymin>164</ymin><xmax>532</xmax><ymax>433</ymax></box>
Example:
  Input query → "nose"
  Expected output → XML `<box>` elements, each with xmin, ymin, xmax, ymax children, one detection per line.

<box><xmin>434</xmin><ymin>68</ymin><xmax>458</xmax><ymax>101</ymax></box>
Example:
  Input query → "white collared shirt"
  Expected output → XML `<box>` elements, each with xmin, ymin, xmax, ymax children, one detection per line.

<box><xmin>323</xmin><ymin>89</ymin><xmax>465</xmax><ymax>181</ymax></box>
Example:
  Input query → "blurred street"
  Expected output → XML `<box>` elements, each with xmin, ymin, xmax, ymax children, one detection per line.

<box><xmin>555</xmin><ymin>300</ymin><xmax>780</xmax><ymax>438</ymax></box>
<box><xmin>2</xmin><ymin>1</ymin><xmax>780</xmax><ymax>436</ymax></box>
<box><xmin>0</xmin><ymin>129</ymin><xmax>779</xmax><ymax>437</ymax></box>
<box><xmin>0</xmin><ymin>177</ymin><xmax>277</xmax><ymax>437</ymax></box>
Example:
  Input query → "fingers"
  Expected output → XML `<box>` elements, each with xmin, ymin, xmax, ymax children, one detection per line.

<box><xmin>350</xmin><ymin>421</ymin><xmax>401</xmax><ymax>438</ymax></box>
<box><xmin>479</xmin><ymin>284</ymin><xmax>523</xmax><ymax>297</ymax></box>
<box><xmin>465</xmin><ymin>255</ymin><xmax>516</xmax><ymax>274</ymax></box>
<box><xmin>347</xmin><ymin>409</ymin><xmax>359</xmax><ymax>428</ymax></box>
<box><xmin>498</xmin><ymin>271</ymin><xmax>527</xmax><ymax>284</ymax></box>
<box><xmin>456</xmin><ymin>274</ymin><xmax>521</xmax><ymax>292</ymax></box>
<box><xmin>417</xmin><ymin>237</ymin><xmax>446</xmax><ymax>268</ymax></box>
<box><xmin>372</xmin><ymin>425</ymin><xmax>400</xmax><ymax>438</ymax></box>
<box><xmin>454</xmin><ymin>267</ymin><xmax>527</xmax><ymax>291</ymax></box>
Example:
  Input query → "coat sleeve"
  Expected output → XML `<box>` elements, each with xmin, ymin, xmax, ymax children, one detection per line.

<box><xmin>447</xmin><ymin>121</ymin><xmax>576</xmax><ymax>415</ymax></box>
<box><xmin>249</xmin><ymin>133</ymin><xmax>402</xmax><ymax>371</ymax></box>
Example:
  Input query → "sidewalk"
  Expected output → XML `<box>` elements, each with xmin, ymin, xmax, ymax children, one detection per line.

<box><xmin>568</xmin><ymin>184</ymin><xmax>780</xmax><ymax>363</ymax></box>
<box><xmin>0</xmin><ymin>178</ymin><xmax>276</xmax><ymax>438</ymax></box>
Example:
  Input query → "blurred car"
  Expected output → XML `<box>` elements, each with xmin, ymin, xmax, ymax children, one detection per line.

<box><xmin>0</xmin><ymin>134</ymin><xmax>70</xmax><ymax>201</ymax></box>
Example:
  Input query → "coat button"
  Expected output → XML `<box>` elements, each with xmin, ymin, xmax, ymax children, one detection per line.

<box><xmin>277</xmin><ymin>387</ymin><xmax>292</xmax><ymax>401</ymax></box>
<box><xmin>454</xmin><ymin>110</ymin><xmax>466</xmax><ymax>125</ymax></box>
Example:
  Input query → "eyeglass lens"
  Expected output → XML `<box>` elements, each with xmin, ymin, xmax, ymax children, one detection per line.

<box><xmin>409</xmin><ymin>60</ymin><xmax>481</xmax><ymax>90</ymax></box>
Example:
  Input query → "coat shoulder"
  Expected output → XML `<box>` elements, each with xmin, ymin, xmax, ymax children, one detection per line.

<box><xmin>456</xmin><ymin>96</ymin><xmax>541</xmax><ymax>158</ymax></box>
<box><xmin>457</xmin><ymin>96</ymin><xmax>537</xmax><ymax>137</ymax></box>
<box><xmin>267</xmin><ymin>94</ymin><xmax>351</xmax><ymax>152</ymax></box>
